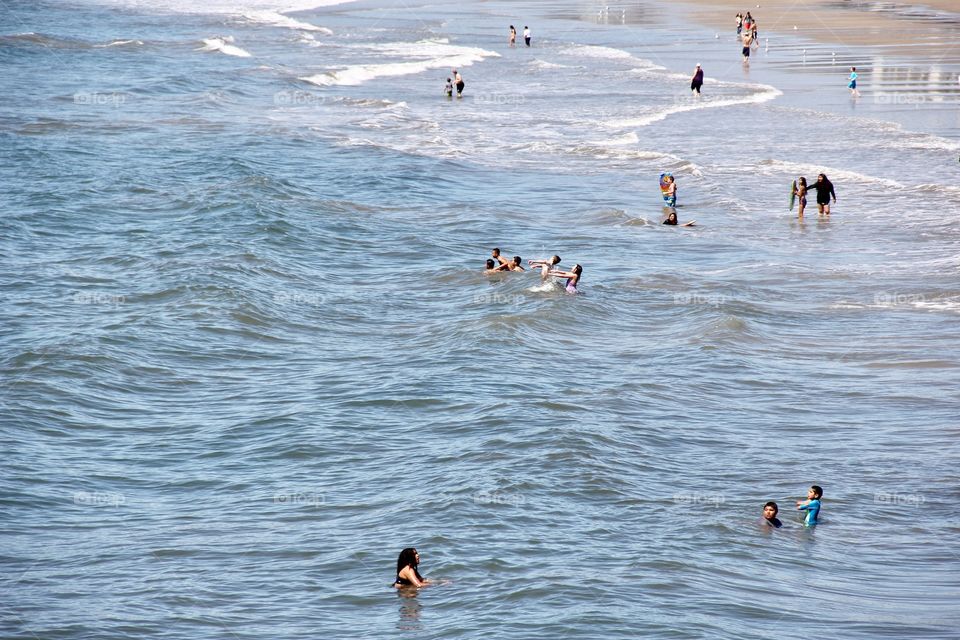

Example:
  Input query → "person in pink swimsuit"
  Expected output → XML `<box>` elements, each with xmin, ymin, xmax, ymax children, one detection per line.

<box><xmin>546</xmin><ymin>264</ymin><xmax>582</xmax><ymax>293</ymax></box>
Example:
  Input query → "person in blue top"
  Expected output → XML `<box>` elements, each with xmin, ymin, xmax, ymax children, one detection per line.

<box><xmin>796</xmin><ymin>485</ymin><xmax>823</xmax><ymax>525</ymax></box>
<box><xmin>848</xmin><ymin>67</ymin><xmax>860</xmax><ymax>97</ymax></box>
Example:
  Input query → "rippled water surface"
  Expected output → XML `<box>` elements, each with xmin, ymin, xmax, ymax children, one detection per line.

<box><xmin>3</xmin><ymin>0</ymin><xmax>960</xmax><ymax>637</ymax></box>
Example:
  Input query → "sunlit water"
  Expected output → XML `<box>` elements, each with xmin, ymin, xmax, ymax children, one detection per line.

<box><xmin>2</xmin><ymin>0</ymin><xmax>959</xmax><ymax>637</ymax></box>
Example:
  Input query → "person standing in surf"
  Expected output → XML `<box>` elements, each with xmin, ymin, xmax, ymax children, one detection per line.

<box><xmin>793</xmin><ymin>176</ymin><xmax>808</xmax><ymax>219</ymax></box>
<box><xmin>509</xmin><ymin>25</ymin><xmax>516</xmax><ymax>46</ymax></box>
<box><xmin>523</xmin><ymin>26</ymin><xmax>531</xmax><ymax>47</ymax></box>
<box><xmin>736</xmin><ymin>12</ymin><xmax>743</xmax><ymax>35</ymax></box>
<box><xmin>742</xmin><ymin>30</ymin><xmax>753</xmax><ymax>63</ymax></box>
<box><xmin>453</xmin><ymin>69</ymin><xmax>464</xmax><ymax>98</ymax></box>
<box><xmin>665</xmin><ymin>175</ymin><xmax>677</xmax><ymax>207</ymax></box>
<box><xmin>808</xmin><ymin>173</ymin><xmax>837</xmax><ymax>215</ymax></box>
<box><xmin>691</xmin><ymin>63</ymin><xmax>704</xmax><ymax>95</ymax></box>
<box><xmin>848</xmin><ymin>67</ymin><xmax>860</xmax><ymax>97</ymax></box>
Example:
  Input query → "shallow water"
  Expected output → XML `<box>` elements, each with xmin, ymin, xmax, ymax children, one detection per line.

<box><xmin>2</xmin><ymin>0</ymin><xmax>960</xmax><ymax>638</ymax></box>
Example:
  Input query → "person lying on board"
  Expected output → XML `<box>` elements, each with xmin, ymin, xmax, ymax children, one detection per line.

<box><xmin>663</xmin><ymin>211</ymin><xmax>695</xmax><ymax>226</ymax></box>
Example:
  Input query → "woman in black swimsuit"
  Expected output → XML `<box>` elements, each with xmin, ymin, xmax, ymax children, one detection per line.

<box><xmin>394</xmin><ymin>548</ymin><xmax>429</xmax><ymax>587</ymax></box>
<box><xmin>807</xmin><ymin>173</ymin><xmax>837</xmax><ymax>215</ymax></box>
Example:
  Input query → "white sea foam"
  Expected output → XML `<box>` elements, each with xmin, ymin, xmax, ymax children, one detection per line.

<box><xmin>759</xmin><ymin>160</ymin><xmax>905</xmax><ymax>189</ymax></box>
<box><xmin>301</xmin><ymin>40</ymin><xmax>499</xmax><ymax>87</ymax></box>
<box><xmin>73</xmin><ymin>0</ymin><xmax>355</xmax><ymax>13</ymax></box>
<box><xmin>241</xmin><ymin>10</ymin><xmax>333</xmax><ymax>34</ymax></box>
<box><xmin>592</xmin><ymin>132</ymin><xmax>639</xmax><ymax>146</ymax></box>
<box><xmin>94</xmin><ymin>39</ymin><xmax>143</xmax><ymax>47</ymax></box>
<box><xmin>530</xmin><ymin>59</ymin><xmax>575</xmax><ymax>70</ymax></box>
<box><xmin>199</xmin><ymin>36</ymin><xmax>252</xmax><ymax>57</ymax></box>
<box><xmin>608</xmin><ymin>84</ymin><xmax>782</xmax><ymax>128</ymax></box>
<box><xmin>561</xmin><ymin>45</ymin><xmax>663</xmax><ymax>69</ymax></box>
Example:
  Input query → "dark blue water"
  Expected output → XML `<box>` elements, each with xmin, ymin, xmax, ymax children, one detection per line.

<box><xmin>3</xmin><ymin>0</ymin><xmax>960</xmax><ymax>637</ymax></box>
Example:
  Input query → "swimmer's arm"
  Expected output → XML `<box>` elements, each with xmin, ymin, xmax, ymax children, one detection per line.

<box><xmin>681</xmin><ymin>221</ymin><xmax>696</xmax><ymax>227</ymax></box>
<box><xmin>796</xmin><ymin>499</ymin><xmax>811</xmax><ymax>510</ymax></box>
<box><xmin>398</xmin><ymin>566</ymin><xmax>426</xmax><ymax>587</ymax></box>
<box><xmin>494</xmin><ymin>263</ymin><xmax>511</xmax><ymax>271</ymax></box>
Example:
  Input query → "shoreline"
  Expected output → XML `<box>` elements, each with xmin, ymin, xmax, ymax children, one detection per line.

<box><xmin>671</xmin><ymin>0</ymin><xmax>960</xmax><ymax>57</ymax></box>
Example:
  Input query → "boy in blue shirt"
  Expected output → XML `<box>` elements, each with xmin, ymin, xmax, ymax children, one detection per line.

<box><xmin>796</xmin><ymin>485</ymin><xmax>823</xmax><ymax>525</ymax></box>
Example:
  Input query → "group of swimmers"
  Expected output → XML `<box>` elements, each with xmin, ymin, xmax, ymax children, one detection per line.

<box><xmin>762</xmin><ymin>484</ymin><xmax>824</xmax><ymax>528</ymax></box>
<box><xmin>393</xmin><ymin>485</ymin><xmax>823</xmax><ymax>588</ymax></box>
<box><xmin>791</xmin><ymin>173</ymin><xmax>837</xmax><ymax>218</ymax></box>
<box><xmin>484</xmin><ymin>248</ymin><xmax>582</xmax><ymax>294</ymax></box>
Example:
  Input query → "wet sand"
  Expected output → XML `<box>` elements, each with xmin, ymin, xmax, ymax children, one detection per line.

<box><xmin>673</xmin><ymin>0</ymin><xmax>960</xmax><ymax>58</ymax></box>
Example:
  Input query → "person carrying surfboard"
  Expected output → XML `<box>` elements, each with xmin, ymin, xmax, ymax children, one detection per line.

<box><xmin>792</xmin><ymin>177</ymin><xmax>808</xmax><ymax>218</ymax></box>
<box><xmin>665</xmin><ymin>175</ymin><xmax>677</xmax><ymax>207</ymax></box>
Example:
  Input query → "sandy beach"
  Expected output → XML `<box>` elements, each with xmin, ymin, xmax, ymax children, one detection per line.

<box><xmin>674</xmin><ymin>0</ymin><xmax>960</xmax><ymax>57</ymax></box>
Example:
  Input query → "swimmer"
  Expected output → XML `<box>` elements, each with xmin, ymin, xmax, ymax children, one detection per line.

<box><xmin>796</xmin><ymin>485</ymin><xmax>823</xmax><ymax>526</ymax></box>
<box><xmin>393</xmin><ymin>548</ymin><xmax>430</xmax><ymax>588</ymax></box>
<box><xmin>491</xmin><ymin>247</ymin><xmax>509</xmax><ymax>267</ymax></box>
<box><xmin>529</xmin><ymin>255</ymin><xmax>561</xmax><ymax>279</ymax></box>
<box><xmin>444</xmin><ymin>77</ymin><xmax>453</xmax><ymax>98</ymax></box>
<box><xmin>761</xmin><ymin>501</ymin><xmax>782</xmax><ymax>528</ymax></box>
<box><xmin>483</xmin><ymin>258</ymin><xmax>501</xmax><ymax>274</ymax></box>
<box><xmin>663</xmin><ymin>211</ymin><xmax>695</xmax><ymax>226</ymax></box>
<box><xmin>506</xmin><ymin>255</ymin><xmax>525</xmax><ymax>272</ymax></box>
<box><xmin>546</xmin><ymin>264</ymin><xmax>582</xmax><ymax>294</ymax></box>
<box><xmin>509</xmin><ymin>24</ymin><xmax>516</xmax><ymax>46</ymax></box>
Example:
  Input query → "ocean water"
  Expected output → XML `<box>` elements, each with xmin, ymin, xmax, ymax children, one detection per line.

<box><xmin>2</xmin><ymin>0</ymin><xmax>960</xmax><ymax>638</ymax></box>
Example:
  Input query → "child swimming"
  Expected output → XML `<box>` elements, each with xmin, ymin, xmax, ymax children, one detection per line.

<box><xmin>761</xmin><ymin>501</ymin><xmax>782</xmax><ymax>528</ymax></box>
<box><xmin>796</xmin><ymin>485</ymin><xmax>823</xmax><ymax>526</ymax></box>
<box><xmin>529</xmin><ymin>255</ymin><xmax>560</xmax><ymax>280</ymax></box>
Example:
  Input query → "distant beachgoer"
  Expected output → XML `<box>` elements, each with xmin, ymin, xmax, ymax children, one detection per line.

<box><xmin>663</xmin><ymin>211</ymin><xmax>695</xmax><ymax>226</ymax></box>
<box><xmin>691</xmin><ymin>63</ymin><xmax>704</xmax><ymax>94</ymax></box>
<box><xmin>509</xmin><ymin>25</ymin><xmax>516</xmax><ymax>46</ymax></box>
<box><xmin>453</xmin><ymin>69</ymin><xmax>464</xmax><ymax>97</ymax></box>
<box><xmin>394</xmin><ymin>548</ymin><xmax>430</xmax><ymax>588</ymax></box>
<box><xmin>546</xmin><ymin>264</ymin><xmax>582</xmax><ymax>294</ymax></box>
<box><xmin>761</xmin><ymin>501</ymin><xmax>783</xmax><ymax>528</ymax></box>
<box><xmin>796</xmin><ymin>485</ymin><xmax>823</xmax><ymax>526</ymax></box>
<box><xmin>742</xmin><ymin>32</ymin><xmax>753</xmax><ymax>63</ymax></box>
<box><xmin>523</xmin><ymin>26</ymin><xmax>531</xmax><ymax>47</ymax></box>
<box><xmin>529</xmin><ymin>255</ymin><xmax>560</xmax><ymax>279</ymax></box>
<box><xmin>444</xmin><ymin>77</ymin><xmax>453</xmax><ymax>98</ymax></box>
<box><xmin>848</xmin><ymin>66</ymin><xmax>860</xmax><ymax>96</ymax></box>
<box><xmin>793</xmin><ymin>176</ymin><xmax>808</xmax><ymax>218</ymax></box>
<box><xmin>736</xmin><ymin>12</ymin><xmax>743</xmax><ymax>35</ymax></box>
<box><xmin>808</xmin><ymin>173</ymin><xmax>837</xmax><ymax>215</ymax></box>
<box><xmin>664</xmin><ymin>175</ymin><xmax>677</xmax><ymax>207</ymax></box>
